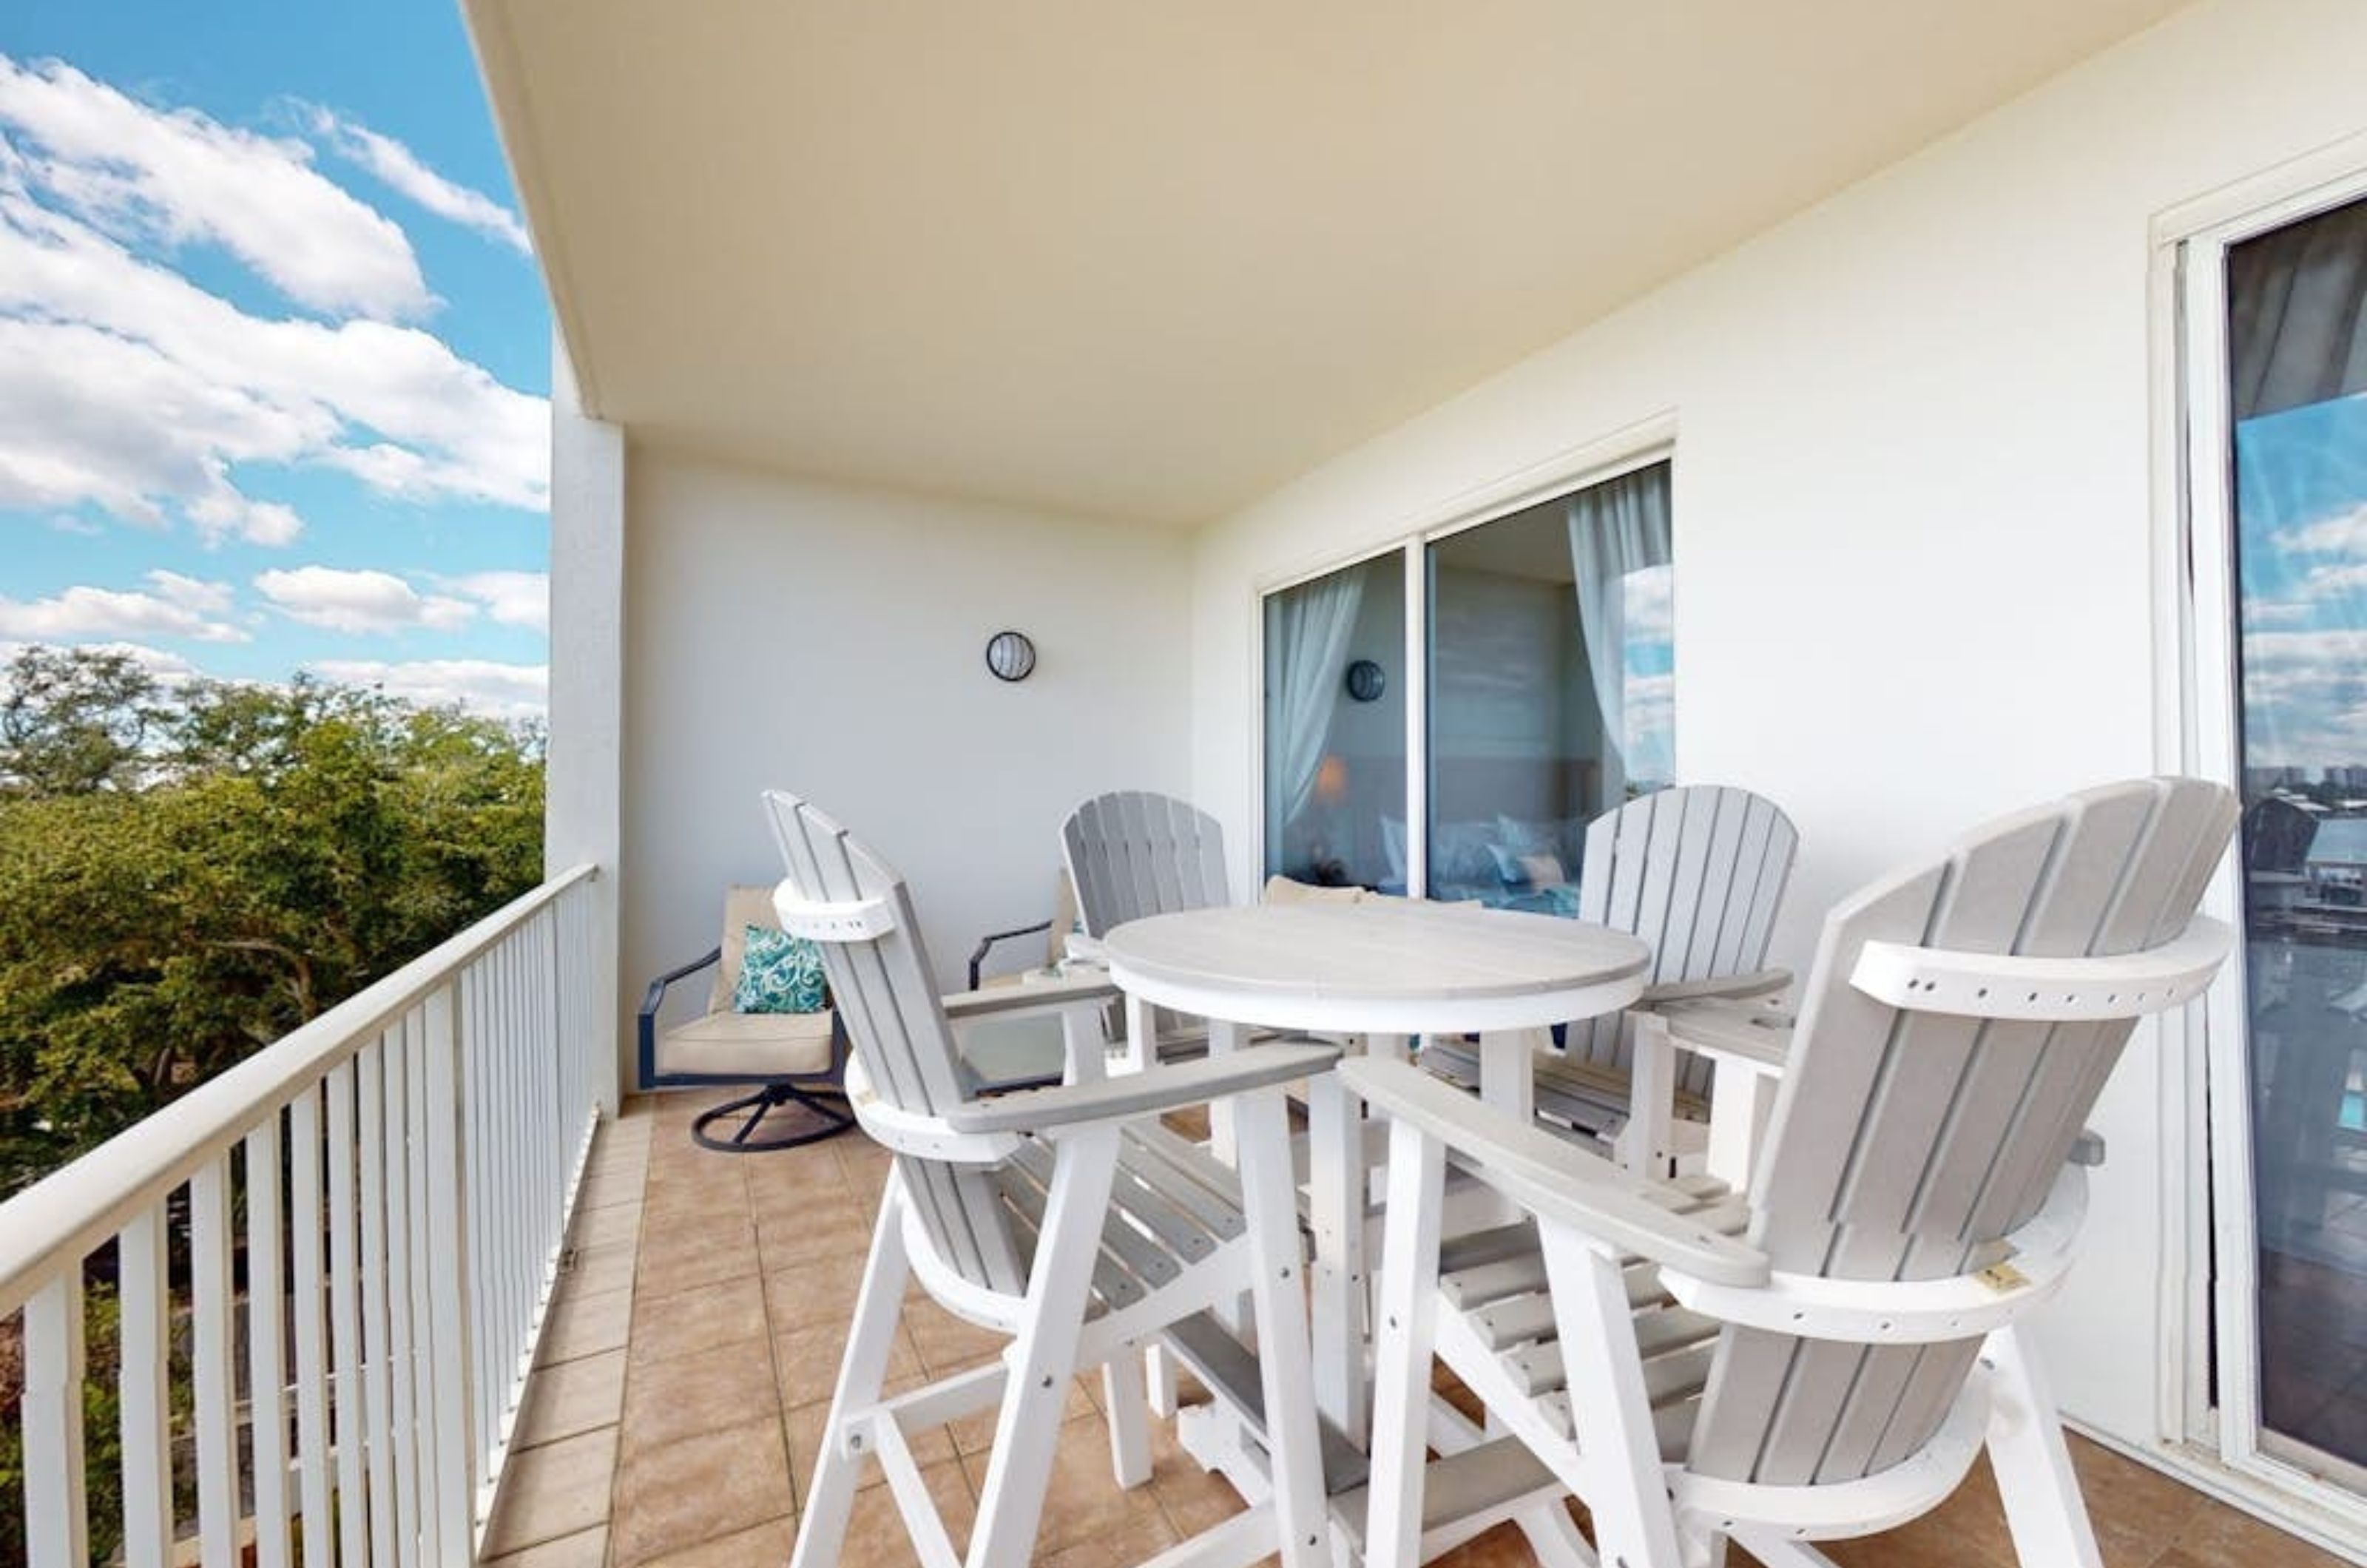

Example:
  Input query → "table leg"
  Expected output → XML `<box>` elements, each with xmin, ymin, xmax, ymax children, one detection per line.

<box><xmin>1206</xmin><ymin>1018</ymin><xmax>1243</xmax><ymax>1166</ymax></box>
<box><xmin>1479</xmin><ymin>1029</ymin><xmax>1539</xmax><ymax>1123</ymax></box>
<box><xmin>1123</xmin><ymin>994</ymin><xmax>1157</xmax><ymax>1075</ymax></box>
<box><xmin>1307</xmin><ymin>1072</ymin><xmax>1367</xmax><ymax>1449</ymax></box>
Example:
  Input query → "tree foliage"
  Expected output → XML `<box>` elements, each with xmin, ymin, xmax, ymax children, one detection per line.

<box><xmin>0</xmin><ymin>647</ymin><xmax>546</xmax><ymax>1190</ymax></box>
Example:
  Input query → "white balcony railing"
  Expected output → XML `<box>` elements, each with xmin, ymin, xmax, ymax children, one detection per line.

<box><xmin>0</xmin><ymin>864</ymin><xmax>605</xmax><ymax>1568</ymax></box>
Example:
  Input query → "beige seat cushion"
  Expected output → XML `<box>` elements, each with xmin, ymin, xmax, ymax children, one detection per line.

<box><xmin>1261</xmin><ymin>874</ymin><xmax>1372</xmax><ymax>906</ymax></box>
<box><xmin>658</xmin><ymin>1008</ymin><xmax>835</xmax><ymax>1079</ymax></box>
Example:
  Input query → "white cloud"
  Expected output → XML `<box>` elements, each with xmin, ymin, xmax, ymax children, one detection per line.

<box><xmin>254</xmin><ymin>565</ymin><xmax>474</xmax><ymax>635</ymax></box>
<box><xmin>442</xmin><ymin>570</ymin><xmax>547</xmax><ymax>632</ymax></box>
<box><xmin>309</xmin><ymin>657</ymin><xmax>545</xmax><ymax>720</ymax></box>
<box><xmin>0</xmin><ymin>55</ymin><xmax>429</xmax><ymax>320</ymax></box>
<box><xmin>2275</xmin><ymin>502</ymin><xmax>2367</xmax><ymax>558</ymax></box>
<box><xmin>305</xmin><ymin>107</ymin><xmax>530</xmax><ymax>257</ymax></box>
<box><xmin>0</xmin><ymin>151</ymin><xmax>549</xmax><ymax>539</ymax></box>
<box><xmin>0</xmin><ymin>571</ymin><xmax>246</xmax><ymax>643</ymax></box>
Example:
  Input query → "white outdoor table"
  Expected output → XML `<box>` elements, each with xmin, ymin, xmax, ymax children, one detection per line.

<box><xmin>1100</xmin><ymin>899</ymin><xmax>1651</xmax><ymax>1487</ymax></box>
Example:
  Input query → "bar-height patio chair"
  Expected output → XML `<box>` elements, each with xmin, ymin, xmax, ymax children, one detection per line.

<box><xmin>1063</xmin><ymin>789</ymin><xmax>1234</xmax><ymax>1068</ymax></box>
<box><xmin>1340</xmin><ymin>777</ymin><xmax>2236</xmax><ymax>1568</ymax></box>
<box><xmin>764</xmin><ymin>791</ymin><xmax>1341</xmax><ymax>1568</ymax></box>
<box><xmin>1424</xmin><ymin>784</ymin><xmax>1800</xmax><ymax>1174</ymax></box>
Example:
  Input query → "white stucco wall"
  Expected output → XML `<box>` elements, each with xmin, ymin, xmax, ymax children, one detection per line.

<box><xmin>621</xmin><ymin>451</ymin><xmax>1192</xmax><ymax>1052</ymax></box>
<box><xmin>1188</xmin><ymin>0</ymin><xmax>2367</xmax><ymax>1460</ymax></box>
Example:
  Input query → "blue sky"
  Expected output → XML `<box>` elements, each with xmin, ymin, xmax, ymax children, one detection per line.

<box><xmin>2236</xmin><ymin>393</ymin><xmax>2367</xmax><ymax>771</ymax></box>
<box><xmin>0</xmin><ymin>1</ymin><xmax>550</xmax><ymax>717</ymax></box>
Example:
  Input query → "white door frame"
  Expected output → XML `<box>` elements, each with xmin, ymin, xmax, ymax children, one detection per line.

<box><xmin>2154</xmin><ymin>128</ymin><xmax>2367</xmax><ymax>1535</ymax></box>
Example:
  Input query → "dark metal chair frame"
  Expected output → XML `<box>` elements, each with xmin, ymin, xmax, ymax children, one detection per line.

<box><xmin>637</xmin><ymin>944</ymin><xmax>855</xmax><ymax>1152</ymax></box>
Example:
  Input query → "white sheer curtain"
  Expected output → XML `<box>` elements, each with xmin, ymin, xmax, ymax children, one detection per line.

<box><xmin>1567</xmin><ymin>464</ymin><xmax>1672</xmax><ymax>802</ymax></box>
<box><xmin>1266</xmin><ymin>569</ymin><xmax>1365</xmax><ymax>834</ymax></box>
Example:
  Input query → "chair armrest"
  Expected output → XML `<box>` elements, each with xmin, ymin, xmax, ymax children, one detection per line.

<box><xmin>1337</xmin><ymin>1057</ymin><xmax>1769</xmax><ymax>1287</ymax></box>
<box><xmin>967</xmin><ymin>919</ymin><xmax>1055</xmax><ymax>990</ymax></box>
<box><xmin>1637</xmin><ymin>967</ymin><xmax>1791</xmax><ymax>1007</ymax></box>
<box><xmin>944</xmin><ymin>1041</ymin><xmax>1343</xmax><ymax>1135</ymax></box>
<box><xmin>640</xmin><ymin>947</ymin><xmax>723</xmax><ymax>1020</ymax></box>
<box><xmin>941</xmin><ymin>971</ymin><xmax>1121</xmax><ymax>1021</ymax></box>
<box><xmin>1653</xmin><ymin>996</ymin><xmax>1794</xmax><ymax>1073</ymax></box>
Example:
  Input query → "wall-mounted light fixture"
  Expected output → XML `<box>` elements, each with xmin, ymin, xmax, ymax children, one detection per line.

<box><xmin>985</xmin><ymin>630</ymin><xmax>1037</xmax><ymax>683</ymax></box>
<box><xmin>1344</xmin><ymin>658</ymin><xmax>1386</xmax><ymax>703</ymax></box>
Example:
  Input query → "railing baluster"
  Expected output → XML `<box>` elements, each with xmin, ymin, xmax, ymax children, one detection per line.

<box><xmin>120</xmin><ymin>1203</ymin><xmax>174</xmax><ymax>1568</ymax></box>
<box><xmin>424</xmin><ymin>981</ymin><xmax>476</xmax><ymax>1558</ymax></box>
<box><xmin>246</xmin><ymin>1116</ymin><xmax>291</xmax><ymax>1568</ymax></box>
<box><xmin>358</xmin><ymin>1038</ymin><xmax>396</xmax><ymax>1568</ymax></box>
<box><xmin>288</xmin><ymin>1084</ymin><xmax>334</xmax><ymax>1566</ymax></box>
<box><xmin>326</xmin><ymin>1060</ymin><xmax>368</xmax><ymax>1567</ymax></box>
<box><xmin>385</xmin><ymin>1016</ymin><xmax>422</xmax><ymax>1568</ymax></box>
<box><xmin>405</xmin><ymin>1006</ymin><xmax>440</xmax><ymax>1566</ymax></box>
<box><xmin>23</xmin><ymin>1272</ymin><xmax>90</xmax><ymax>1568</ymax></box>
<box><xmin>192</xmin><ymin>1153</ymin><xmax>239</xmax><ymax>1567</ymax></box>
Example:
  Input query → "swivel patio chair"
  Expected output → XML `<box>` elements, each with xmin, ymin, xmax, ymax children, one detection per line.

<box><xmin>765</xmin><ymin>791</ymin><xmax>1341</xmax><ymax>1568</ymax></box>
<box><xmin>1341</xmin><ymin>776</ymin><xmax>2236</xmax><ymax>1568</ymax></box>
<box><xmin>637</xmin><ymin>885</ymin><xmax>853</xmax><ymax>1151</ymax></box>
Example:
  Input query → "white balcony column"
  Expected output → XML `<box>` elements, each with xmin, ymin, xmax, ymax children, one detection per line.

<box><xmin>545</xmin><ymin>327</ymin><xmax>627</xmax><ymax>1114</ymax></box>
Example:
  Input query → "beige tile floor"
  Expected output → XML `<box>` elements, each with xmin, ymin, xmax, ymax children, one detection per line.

<box><xmin>482</xmin><ymin>1092</ymin><xmax>2357</xmax><ymax>1568</ymax></box>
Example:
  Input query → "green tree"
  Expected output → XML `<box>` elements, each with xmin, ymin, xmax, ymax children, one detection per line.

<box><xmin>0</xmin><ymin>645</ymin><xmax>166</xmax><ymax>796</ymax></box>
<box><xmin>0</xmin><ymin>650</ymin><xmax>546</xmax><ymax>1188</ymax></box>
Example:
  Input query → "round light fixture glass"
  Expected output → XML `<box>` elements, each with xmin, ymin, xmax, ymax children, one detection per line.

<box><xmin>1344</xmin><ymin>658</ymin><xmax>1386</xmax><ymax>703</ymax></box>
<box><xmin>985</xmin><ymin>630</ymin><xmax>1037</xmax><ymax>683</ymax></box>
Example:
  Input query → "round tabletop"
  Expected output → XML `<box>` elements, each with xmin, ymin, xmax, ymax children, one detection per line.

<box><xmin>1100</xmin><ymin>899</ymin><xmax>1651</xmax><ymax>1035</ymax></box>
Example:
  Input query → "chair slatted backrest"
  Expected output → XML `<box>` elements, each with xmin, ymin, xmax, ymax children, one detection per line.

<box><xmin>1684</xmin><ymin>777</ymin><xmax>2235</xmax><ymax>1486</ymax></box>
<box><xmin>1064</xmin><ymin>791</ymin><xmax>1230</xmax><ymax>937</ymax></box>
<box><xmin>1569</xmin><ymin>785</ymin><xmax>1800</xmax><ymax>1093</ymax></box>
<box><xmin>765</xmin><ymin>791</ymin><xmax>1028</xmax><ymax>1295</ymax></box>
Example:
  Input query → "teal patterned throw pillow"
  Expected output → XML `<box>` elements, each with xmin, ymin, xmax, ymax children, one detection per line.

<box><xmin>732</xmin><ymin>925</ymin><xmax>828</xmax><ymax>1014</ymax></box>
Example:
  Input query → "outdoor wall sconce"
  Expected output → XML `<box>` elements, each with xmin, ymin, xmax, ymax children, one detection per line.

<box><xmin>985</xmin><ymin>629</ymin><xmax>1037</xmax><ymax>683</ymax></box>
<box><xmin>1344</xmin><ymin>658</ymin><xmax>1386</xmax><ymax>703</ymax></box>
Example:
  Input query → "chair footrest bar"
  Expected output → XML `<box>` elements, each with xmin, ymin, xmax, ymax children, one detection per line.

<box><xmin>1161</xmin><ymin>1312</ymin><xmax>1370</xmax><ymax>1495</ymax></box>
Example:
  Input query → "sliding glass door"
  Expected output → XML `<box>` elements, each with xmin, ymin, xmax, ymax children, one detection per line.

<box><xmin>1261</xmin><ymin>553</ymin><xmax>1406</xmax><ymax>891</ymax></box>
<box><xmin>1258</xmin><ymin>457</ymin><xmax>1672</xmax><ymax>904</ymax></box>
<box><xmin>1427</xmin><ymin>462</ymin><xmax>1672</xmax><ymax>910</ymax></box>
<box><xmin>2222</xmin><ymin>192</ymin><xmax>2367</xmax><ymax>1481</ymax></box>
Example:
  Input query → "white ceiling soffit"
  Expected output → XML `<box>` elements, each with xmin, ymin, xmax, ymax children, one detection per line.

<box><xmin>469</xmin><ymin>0</ymin><xmax>2188</xmax><ymax>527</ymax></box>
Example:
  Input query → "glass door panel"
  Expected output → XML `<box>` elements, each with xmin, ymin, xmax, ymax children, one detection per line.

<box><xmin>1261</xmin><ymin>553</ymin><xmax>1406</xmax><ymax>891</ymax></box>
<box><xmin>1425</xmin><ymin>461</ymin><xmax>1672</xmax><ymax>912</ymax></box>
<box><xmin>2227</xmin><ymin>192</ymin><xmax>2367</xmax><ymax>1473</ymax></box>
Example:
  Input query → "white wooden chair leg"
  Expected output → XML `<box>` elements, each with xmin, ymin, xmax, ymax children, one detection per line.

<box><xmin>1703</xmin><ymin>1058</ymin><xmax>1778</xmax><ymax>1192</ymax></box>
<box><xmin>791</xmin><ymin>1173</ymin><xmax>918</xmax><ymax>1568</ymax></box>
<box><xmin>1308</xmin><ymin>1072</ymin><xmax>1369</xmax><ymax>1448</ymax></box>
<box><xmin>966</xmin><ymin>1126</ymin><xmax>1124</xmax><ymax>1568</ymax></box>
<box><xmin>1616</xmin><ymin>1014</ymin><xmax>1677</xmax><ymax>1176</ymax></box>
<box><xmin>1146</xmin><ymin>1343</ymin><xmax>1180</xmax><ymax>1417</ymax></box>
<box><xmin>1537</xmin><ymin>1219</ymin><xmax>1686</xmax><ymax>1568</ymax></box>
<box><xmin>1982</xmin><ymin>1326</ymin><xmax>2104</xmax><ymax>1568</ymax></box>
<box><xmin>1101</xmin><ymin>1348</ymin><xmax>1153</xmax><ymax>1488</ymax></box>
<box><xmin>1364</xmin><ymin>1115</ymin><xmax>1447</xmax><ymax>1568</ymax></box>
<box><xmin>1124</xmin><ymin>994</ymin><xmax>1157</xmax><ymax>1074</ymax></box>
<box><xmin>1235</xmin><ymin>1086</ymin><xmax>1332</xmax><ymax>1568</ymax></box>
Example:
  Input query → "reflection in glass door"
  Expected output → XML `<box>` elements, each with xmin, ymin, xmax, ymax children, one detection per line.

<box><xmin>2227</xmin><ymin>192</ymin><xmax>2367</xmax><ymax>1477</ymax></box>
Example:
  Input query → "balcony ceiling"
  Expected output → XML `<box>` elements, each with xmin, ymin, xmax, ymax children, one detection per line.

<box><xmin>467</xmin><ymin>0</ymin><xmax>2188</xmax><ymax>526</ymax></box>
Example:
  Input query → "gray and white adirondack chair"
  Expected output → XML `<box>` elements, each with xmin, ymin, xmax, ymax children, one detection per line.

<box><xmin>765</xmin><ymin>791</ymin><xmax>1341</xmax><ymax>1568</ymax></box>
<box><xmin>1425</xmin><ymin>784</ymin><xmax>1799</xmax><ymax>1175</ymax></box>
<box><xmin>1062</xmin><ymin>790</ymin><xmax>1234</xmax><ymax>1069</ymax></box>
<box><xmin>1341</xmin><ymin>777</ymin><xmax>2235</xmax><ymax>1568</ymax></box>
